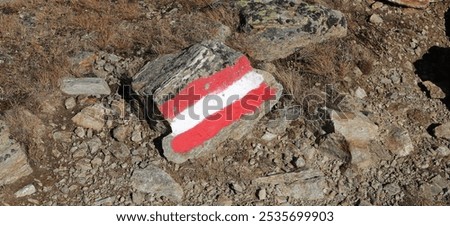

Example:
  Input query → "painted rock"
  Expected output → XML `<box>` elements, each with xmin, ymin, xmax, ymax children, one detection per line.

<box><xmin>133</xmin><ymin>41</ymin><xmax>283</xmax><ymax>163</ymax></box>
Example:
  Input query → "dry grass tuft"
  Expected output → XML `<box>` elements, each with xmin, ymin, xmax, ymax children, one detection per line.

<box><xmin>272</xmin><ymin>40</ymin><xmax>353</xmax><ymax>103</ymax></box>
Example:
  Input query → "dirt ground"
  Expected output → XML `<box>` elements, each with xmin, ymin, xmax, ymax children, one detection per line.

<box><xmin>0</xmin><ymin>0</ymin><xmax>449</xmax><ymax>206</ymax></box>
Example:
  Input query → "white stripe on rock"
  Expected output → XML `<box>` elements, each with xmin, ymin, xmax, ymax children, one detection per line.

<box><xmin>170</xmin><ymin>70</ymin><xmax>264</xmax><ymax>135</ymax></box>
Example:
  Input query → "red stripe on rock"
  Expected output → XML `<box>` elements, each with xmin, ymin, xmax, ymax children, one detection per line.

<box><xmin>171</xmin><ymin>83</ymin><xmax>277</xmax><ymax>153</ymax></box>
<box><xmin>159</xmin><ymin>56</ymin><xmax>253</xmax><ymax>119</ymax></box>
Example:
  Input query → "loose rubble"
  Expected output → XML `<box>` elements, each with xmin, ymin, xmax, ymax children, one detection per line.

<box><xmin>1</xmin><ymin>0</ymin><xmax>450</xmax><ymax>207</ymax></box>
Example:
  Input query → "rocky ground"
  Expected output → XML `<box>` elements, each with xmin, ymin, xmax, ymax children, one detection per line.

<box><xmin>0</xmin><ymin>0</ymin><xmax>450</xmax><ymax>206</ymax></box>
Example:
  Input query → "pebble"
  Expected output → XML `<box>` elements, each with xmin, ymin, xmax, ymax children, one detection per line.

<box><xmin>371</xmin><ymin>2</ymin><xmax>384</xmax><ymax>10</ymax></box>
<box><xmin>369</xmin><ymin>14</ymin><xmax>383</xmax><ymax>24</ymax></box>
<box><xmin>435</xmin><ymin>146</ymin><xmax>450</xmax><ymax>157</ymax></box>
<box><xmin>65</xmin><ymin>97</ymin><xmax>76</xmax><ymax>110</ymax></box>
<box><xmin>355</xmin><ymin>87</ymin><xmax>367</xmax><ymax>99</ymax></box>
<box><xmin>258</xmin><ymin>188</ymin><xmax>267</xmax><ymax>200</ymax></box>
<box><xmin>15</xmin><ymin>184</ymin><xmax>37</xmax><ymax>198</ymax></box>
<box><xmin>261</xmin><ymin>132</ymin><xmax>277</xmax><ymax>142</ymax></box>
<box><xmin>131</xmin><ymin>131</ymin><xmax>143</xmax><ymax>143</ymax></box>
<box><xmin>74</xmin><ymin>127</ymin><xmax>86</xmax><ymax>138</ymax></box>
<box><xmin>295</xmin><ymin>157</ymin><xmax>306</xmax><ymax>168</ymax></box>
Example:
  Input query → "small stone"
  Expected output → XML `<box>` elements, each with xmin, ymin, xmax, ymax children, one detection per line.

<box><xmin>130</xmin><ymin>164</ymin><xmax>184</xmax><ymax>202</ymax></box>
<box><xmin>65</xmin><ymin>97</ymin><xmax>76</xmax><ymax>110</ymax></box>
<box><xmin>104</xmin><ymin>63</ymin><xmax>114</xmax><ymax>73</ymax></box>
<box><xmin>86</xmin><ymin>137</ymin><xmax>102</xmax><ymax>153</ymax></box>
<box><xmin>422</xmin><ymin>81</ymin><xmax>446</xmax><ymax>99</ymax></box>
<box><xmin>254</xmin><ymin>169</ymin><xmax>327</xmax><ymax>200</ymax></box>
<box><xmin>355</xmin><ymin>87</ymin><xmax>367</xmax><ymax>99</ymax></box>
<box><xmin>131</xmin><ymin>131</ymin><xmax>143</xmax><ymax>143</ymax></box>
<box><xmin>52</xmin><ymin>131</ymin><xmax>72</xmax><ymax>143</ymax></box>
<box><xmin>60</xmin><ymin>77</ymin><xmax>111</xmax><ymax>95</ymax></box>
<box><xmin>371</xmin><ymin>2</ymin><xmax>384</xmax><ymax>9</ymax></box>
<box><xmin>217</xmin><ymin>195</ymin><xmax>233</xmax><ymax>206</ymax></box>
<box><xmin>384</xmin><ymin>183</ymin><xmax>401</xmax><ymax>195</ymax></box>
<box><xmin>385</xmin><ymin>126</ymin><xmax>414</xmax><ymax>157</ymax></box>
<box><xmin>91</xmin><ymin>157</ymin><xmax>103</xmax><ymax>167</ymax></box>
<box><xmin>257</xmin><ymin>188</ymin><xmax>267</xmax><ymax>200</ymax></box>
<box><xmin>132</xmin><ymin>192</ymin><xmax>145</xmax><ymax>205</ymax></box>
<box><xmin>94</xmin><ymin>196</ymin><xmax>115</xmax><ymax>206</ymax></box>
<box><xmin>112</xmin><ymin>125</ymin><xmax>130</xmax><ymax>142</ymax></box>
<box><xmin>14</xmin><ymin>184</ymin><xmax>37</xmax><ymax>198</ymax></box>
<box><xmin>72</xmin><ymin>148</ymin><xmax>87</xmax><ymax>158</ymax></box>
<box><xmin>435</xmin><ymin>146</ymin><xmax>450</xmax><ymax>157</ymax></box>
<box><xmin>369</xmin><ymin>14</ymin><xmax>383</xmax><ymax>24</ymax></box>
<box><xmin>232</xmin><ymin>183</ymin><xmax>244</xmax><ymax>193</ymax></box>
<box><xmin>109</xmin><ymin>142</ymin><xmax>130</xmax><ymax>160</ymax></box>
<box><xmin>52</xmin><ymin>149</ymin><xmax>61</xmax><ymax>158</ymax></box>
<box><xmin>107</xmin><ymin>54</ymin><xmax>121</xmax><ymax>64</ymax></box>
<box><xmin>72</xmin><ymin>104</ymin><xmax>105</xmax><ymax>131</ymax></box>
<box><xmin>294</xmin><ymin>157</ymin><xmax>306</xmax><ymax>168</ymax></box>
<box><xmin>353</xmin><ymin>67</ymin><xmax>363</xmax><ymax>76</ymax></box>
<box><xmin>434</xmin><ymin>122</ymin><xmax>450</xmax><ymax>140</ymax></box>
<box><xmin>391</xmin><ymin>73</ymin><xmax>401</xmax><ymax>84</ymax></box>
<box><xmin>74</xmin><ymin>127</ymin><xmax>86</xmax><ymax>138</ymax></box>
<box><xmin>261</xmin><ymin>132</ymin><xmax>277</xmax><ymax>142</ymax></box>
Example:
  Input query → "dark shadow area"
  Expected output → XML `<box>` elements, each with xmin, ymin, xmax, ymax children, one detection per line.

<box><xmin>414</xmin><ymin>46</ymin><xmax>450</xmax><ymax>110</ymax></box>
<box><xmin>118</xmin><ymin>77</ymin><xmax>170</xmax><ymax>158</ymax></box>
<box><xmin>427</xmin><ymin>123</ymin><xmax>442</xmax><ymax>137</ymax></box>
<box><xmin>445</xmin><ymin>8</ymin><xmax>450</xmax><ymax>38</ymax></box>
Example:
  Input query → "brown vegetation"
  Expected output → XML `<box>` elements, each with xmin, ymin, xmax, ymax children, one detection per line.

<box><xmin>0</xmin><ymin>0</ymin><xmax>237</xmax><ymax>113</ymax></box>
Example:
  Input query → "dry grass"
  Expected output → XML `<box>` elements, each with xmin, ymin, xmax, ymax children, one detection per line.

<box><xmin>0</xmin><ymin>0</ymin><xmax>237</xmax><ymax>113</ymax></box>
<box><xmin>273</xmin><ymin>40</ymin><xmax>353</xmax><ymax>103</ymax></box>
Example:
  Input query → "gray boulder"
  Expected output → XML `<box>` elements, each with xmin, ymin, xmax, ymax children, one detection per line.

<box><xmin>235</xmin><ymin>0</ymin><xmax>347</xmax><ymax>61</ymax></box>
<box><xmin>130</xmin><ymin>165</ymin><xmax>183</xmax><ymax>202</ymax></box>
<box><xmin>0</xmin><ymin>120</ymin><xmax>33</xmax><ymax>186</ymax></box>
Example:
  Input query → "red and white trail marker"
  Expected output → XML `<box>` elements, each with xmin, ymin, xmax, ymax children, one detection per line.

<box><xmin>133</xmin><ymin>41</ymin><xmax>283</xmax><ymax>163</ymax></box>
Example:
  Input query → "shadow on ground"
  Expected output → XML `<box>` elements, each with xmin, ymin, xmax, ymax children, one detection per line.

<box><xmin>413</xmin><ymin>8</ymin><xmax>450</xmax><ymax>110</ymax></box>
<box><xmin>445</xmin><ymin>8</ymin><xmax>450</xmax><ymax>38</ymax></box>
<box><xmin>414</xmin><ymin>46</ymin><xmax>450</xmax><ymax>110</ymax></box>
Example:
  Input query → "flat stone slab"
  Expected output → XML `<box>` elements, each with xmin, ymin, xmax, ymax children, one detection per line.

<box><xmin>14</xmin><ymin>184</ymin><xmax>37</xmax><ymax>198</ymax></box>
<box><xmin>72</xmin><ymin>104</ymin><xmax>106</xmax><ymax>131</ymax></box>
<box><xmin>60</xmin><ymin>77</ymin><xmax>111</xmax><ymax>95</ymax></box>
<box><xmin>254</xmin><ymin>169</ymin><xmax>328</xmax><ymax>200</ymax></box>
<box><xmin>0</xmin><ymin>120</ymin><xmax>33</xmax><ymax>186</ymax></box>
<box><xmin>130</xmin><ymin>165</ymin><xmax>183</xmax><ymax>202</ymax></box>
<box><xmin>133</xmin><ymin>41</ymin><xmax>283</xmax><ymax>163</ymax></box>
<box><xmin>331</xmin><ymin>111</ymin><xmax>380</xmax><ymax>169</ymax></box>
<box><xmin>235</xmin><ymin>0</ymin><xmax>347</xmax><ymax>61</ymax></box>
<box><xmin>386</xmin><ymin>0</ymin><xmax>430</xmax><ymax>9</ymax></box>
<box><xmin>434</xmin><ymin>122</ymin><xmax>450</xmax><ymax>140</ymax></box>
